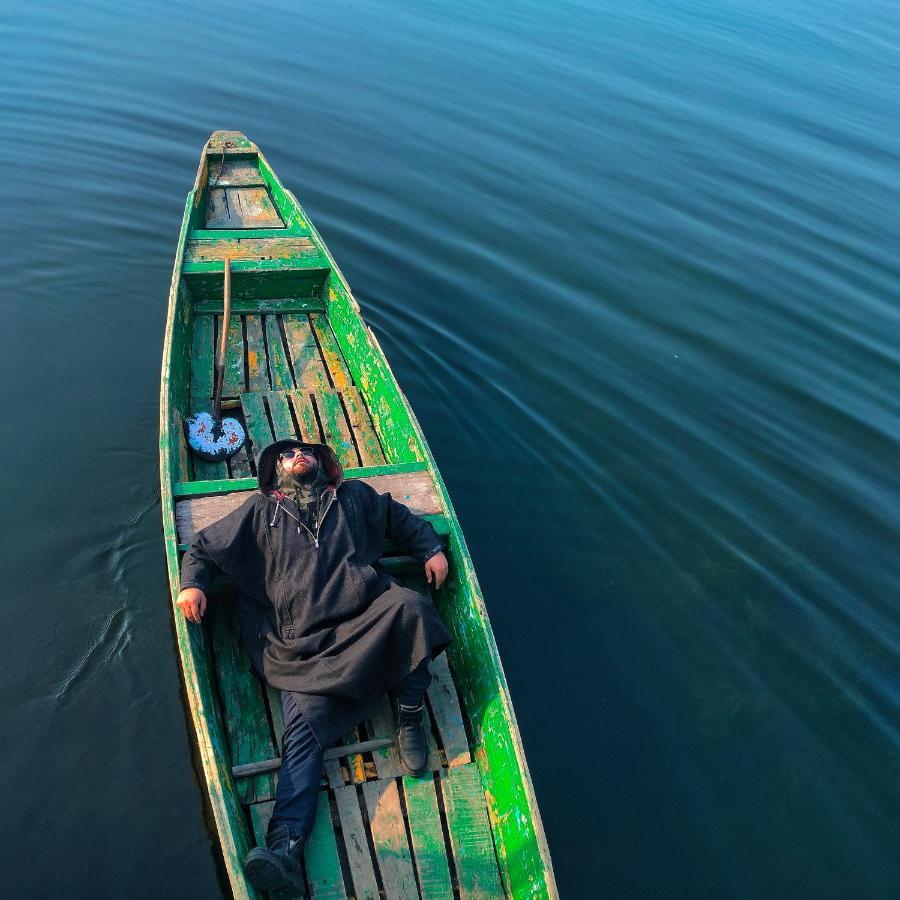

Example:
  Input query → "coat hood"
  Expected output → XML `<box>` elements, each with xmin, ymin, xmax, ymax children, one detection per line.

<box><xmin>256</xmin><ymin>439</ymin><xmax>344</xmax><ymax>496</ymax></box>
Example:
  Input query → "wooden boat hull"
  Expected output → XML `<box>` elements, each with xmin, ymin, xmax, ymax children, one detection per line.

<box><xmin>160</xmin><ymin>132</ymin><xmax>557</xmax><ymax>898</ymax></box>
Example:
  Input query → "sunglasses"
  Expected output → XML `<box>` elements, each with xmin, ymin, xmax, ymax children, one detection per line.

<box><xmin>279</xmin><ymin>447</ymin><xmax>316</xmax><ymax>460</ymax></box>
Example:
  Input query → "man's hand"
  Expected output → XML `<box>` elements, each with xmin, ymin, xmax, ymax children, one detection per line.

<box><xmin>424</xmin><ymin>552</ymin><xmax>449</xmax><ymax>591</ymax></box>
<box><xmin>177</xmin><ymin>587</ymin><xmax>207</xmax><ymax>624</ymax></box>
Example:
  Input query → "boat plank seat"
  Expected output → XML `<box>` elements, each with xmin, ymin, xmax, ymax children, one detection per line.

<box><xmin>207</xmin><ymin>159</ymin><xmax>267</xmax><ymax>188</ymax></box>
<box><xmin>206</xmin><ymin>186</ymin><xmax>285</xmax><ymax>229</ymax></box>
<box><xmin>185</xmin><ymin>236</ymin><xmax>319</xmax><ymax>264</ymax></box>
<box><xmin>174</xmin><ymin>469</ymin><xmax>443</xmax><ymax>544</ymax></box>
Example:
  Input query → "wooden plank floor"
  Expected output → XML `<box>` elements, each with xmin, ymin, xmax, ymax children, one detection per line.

<box><xmin>188</xmin><ymin>312</ymin><xmax>390</xmax><ymax>477</ymax></box>
<box><xmin>190</xmin><ymin>310</ymin><xmax>503</xmax><ymax>896</ymax></box>
<box><xmin>211</xmin><ymin>619</ymin><xmax>502</xmax><ymax>897</ymax></box>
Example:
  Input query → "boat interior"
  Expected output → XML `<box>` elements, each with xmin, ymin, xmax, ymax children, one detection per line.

<box><xmin>171</xmin><ymin>134</ymin><xmax>507</xmax><ymax>897</ymax></box>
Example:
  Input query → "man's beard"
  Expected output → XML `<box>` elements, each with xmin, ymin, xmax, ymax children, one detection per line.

<box><xmin>293</xmin><ymin>462</ymin><xmax>319</xmax><ymax>484</ymax></box>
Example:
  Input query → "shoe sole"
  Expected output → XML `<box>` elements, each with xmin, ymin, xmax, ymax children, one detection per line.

<box><xmin>243</xmin><ymin>849</ymin><xmax>305</xmax><ymax>896</ymax></box>
<box><xmin>399</xmin><ymin>754</ymin><xmax>428</xmax><ymax>778</ymax></box>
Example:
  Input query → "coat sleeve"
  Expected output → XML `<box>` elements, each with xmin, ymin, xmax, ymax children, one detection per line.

<box><xmin>358</xmin><ymin>483</ymin><xmax>444</xmax><ymax>562</ymax></box>
<box><xmin>179</xmin><ymin>534</ymin><xmax>223</xmax><ymax>595</ymax></box>
<box><xmin>178</xmin><ymin>496</ymin><xmax>258</xmax><ymax>595</ymax></box>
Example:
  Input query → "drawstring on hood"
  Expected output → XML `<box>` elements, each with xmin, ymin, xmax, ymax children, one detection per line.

<box><xmin>275</xmin><ymin>453</ymin><xmax>331</xmax><ymax>531</ymax></box>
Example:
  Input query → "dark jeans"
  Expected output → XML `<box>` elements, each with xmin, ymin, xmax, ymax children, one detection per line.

<box><xmin>268</xmin><ymin>658</ymin><xmax>432</xmax><ymax>842</ymax></box>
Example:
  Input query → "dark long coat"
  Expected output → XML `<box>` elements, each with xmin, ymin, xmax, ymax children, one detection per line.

<box><xmin>180</xmin><ymin>439</ymin><xmax>452</xmax><ymax>746</ymax></box>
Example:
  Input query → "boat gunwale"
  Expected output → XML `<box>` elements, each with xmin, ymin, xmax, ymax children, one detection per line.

<box><xmin>160</xmin><ymin>189</ymin><xmax>257</xmax><ymax>898</ymax></box>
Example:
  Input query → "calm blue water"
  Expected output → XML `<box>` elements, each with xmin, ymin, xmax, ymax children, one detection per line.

<box><xmin>2</xmin><ymin>0</ymin><xmax>899</xmax><ymax>896</ymax></box>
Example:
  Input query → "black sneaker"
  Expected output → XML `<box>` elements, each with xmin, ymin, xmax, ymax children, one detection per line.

<box><xmin>396</xmin><ymin>700</ymin><xmax>428</xmax><ymax>777</ymax></box>
<box><xmin>243</xmin><ymin>823</ymin><xmax>306</xmax><ymax>898</ymax></box>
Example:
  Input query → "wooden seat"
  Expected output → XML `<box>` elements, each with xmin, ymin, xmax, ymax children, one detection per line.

<box><xmin>175</xmin><ymin>467</ymin><xmax>443</xmax><ymax>546</ymax></box>
<box><xmin>205</xmin><ymin>185</ymin><xmax>284</xmax><ymax>229</ymax></box>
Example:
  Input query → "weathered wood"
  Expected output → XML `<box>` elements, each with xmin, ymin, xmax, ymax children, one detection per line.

<box><xmin>362</xmin><ymin>779</ymin><xmax>418</xmax><ymax>899</ymax></box>
<box><xmin>187</xmin><ymin>237</ymin><xmax>317</xmax><ymax>263</ymax></box>
<box><xmin>205</xmin><ymin>188</ymin><xmax>231</xmax><ymax>229</ymax></box>
<box><xmin>343</xmin><ymin>727</ymin><xmax>367</xmax><ymax>785</ymax></box>
<box><xmin>324</xmin><ymin>277</ymin><xmax>422</xmax><ymax>465</ymax></box>
<box><xmin>206</xmin><ymin>131</ymin><xmax>256</xmax><ymax>153</ymax></box>
<box><xmin>342</xmin><ymin>386</ymin><xmax>385</xmax><ymax>467</ymax></box>
<box><xmin>208</xmin><ymin>159</ymin><xmax>266</xmax><ymax>188</ymax></box>
<box><xmin>210</xmin><ymin>605</ymin><xmax>277</xmax><ymax>803</ymax></box>
<box><xmin>314</xmin><ymin>385</ymin><xmax>358</xmax><ymax>468</ymax></box>
<box><xmin>428</xmin><ymin>653</ymin><xmax>472</xmax><ymax>769</ymax></box>
<box><xmin>283</xmin><ymin>314</ymin><xmax>330</xmax><ymax>390</ymax></box>
<box><xmin>175</xmin><ymin>470</ymin><xmax>442</xmax><ymax>543</ymax></box>
<box><xmin>304</xmin><ymin>798</ymin><xmax>348</xmax><ymax>900</ymax></box>
<box><xmin>173</xmin><ymin>461</ymin><xmax>430</xmax><ymax>497</ymax></box>
<box><xmin>266</xmin><ymin>315</ymin><xmax>295</xmax><ymax>390</ymax></box>
<box><xmin>194</xmin><ymin>297</ymin><xmax>325</xmax><ymax>315</ymax></box>
<box><xmin>240</xmin><ymin>391</ymin><xmax>274</xmax><ymax>467</ymax></box>
<box><xmin>220</xmin><ymin>313</ymin><xmax>245</xmax><ymax>396</ymax></box>
<box><xmin>310</xmin><ymin>313</ymin><xmax>351</xmax><ymax>389</ymax></box>
<box><xmin>403</xmin><ymin>776</ymin><xmax>454</xmax><ymax>899</ymax></box>
<box><xmin>172</xmin><ymin>409</ymin><xmax>193</xmax><ymax>482</ymax></box>
<box><xmin>185</xmin><ymin>266</ymin><xmax>329</xmax><ymax>305</ymax></box>
<box><xmin>206</xmin><ymin>187</ymin><xmax>284</xmax><ymax>229</ymax></box>
<box><xmin>267</xmin><ymin>390</ymin><xmax>297</xmax><ymax>440</ymax></box>
<box><xmin>191</xmin><ymin>228</ymin><xmax>301</xmax><ymax>242</ymax></box>
<box><xmin>190</xmin><ymin>315</ymin><xmax>216</xmax><ymax>405</ymax></box>
<box><xmin>233</xmin><ymin>738</ymin><xmax>397</xmax><ymax>778</ymax></box>
<box><xmin>289</xmin><ymin>389</ymin><xmax>322</xmax><ymax>442</ymax></box>
<box><xmin>324</xmin><ymin>754</ymin><xmax>346</xmax><ymax>791</ymax></box>
<box><xmin>333</xmin><ymin>786</ymin><xmax>380</xmax><ymax>900</ymax></box>
<box><xmin>189</xmin><ymin>316</ymin><xmax>227</xmax><ymax>480</ymax></box>
<box><xmin>234</xmin><ymin>187</ymin><xmax>285</xmax><ymax>228</ymax></box>
<box><xmin>244</xmin><ymin>315</ymin><xmax>270</xmax><ymax>392</ymax></box>
<box><xmin>440</xmin><ymin>765</ymin><xmax>504</xmax><ymax>898</ymax></box>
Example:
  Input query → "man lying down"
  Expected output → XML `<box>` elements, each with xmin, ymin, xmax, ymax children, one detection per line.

<box><xmin>177</xmin><ymin>439</ymin><xmax>451</xmax><ymax>897</ymax></box>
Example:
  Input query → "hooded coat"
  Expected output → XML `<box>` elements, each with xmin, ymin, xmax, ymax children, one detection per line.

<box><xmin>179</xmin><ymin>439</ymin><xmax>452</xmax><ymax>746</ymax></box>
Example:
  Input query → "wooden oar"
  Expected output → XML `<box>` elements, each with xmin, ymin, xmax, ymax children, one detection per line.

<box><xmin>184</xmin><ymin>258</ymin><xmax>247</xmax><ymax>462</ymax></box>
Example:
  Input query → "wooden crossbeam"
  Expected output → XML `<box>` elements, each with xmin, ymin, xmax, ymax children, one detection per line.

<box><xmin>175</xmin><ymin>468</ymin><xmax>443</xmax><ymax>544</ymax></box>
<box><xmin>232</xmin><ymin>738</ymin><xmax>395</xmax><ymax>779</ymax></box>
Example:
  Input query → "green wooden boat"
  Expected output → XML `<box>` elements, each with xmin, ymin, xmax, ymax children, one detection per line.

<box><xmin>160</xmin><ymin>131</ymin><xmax>557</xmax><ymax>899</ymax></box>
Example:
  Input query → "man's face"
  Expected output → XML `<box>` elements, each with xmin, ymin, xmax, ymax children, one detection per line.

<box><xmin>279</xmin><ymin>446</ymin><xmax>319</xmax><ymax>477</ymax></box>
